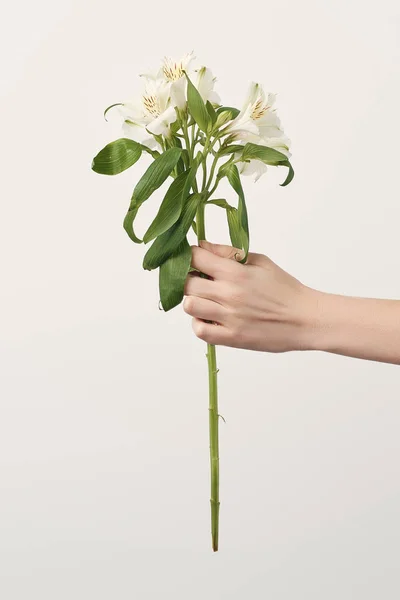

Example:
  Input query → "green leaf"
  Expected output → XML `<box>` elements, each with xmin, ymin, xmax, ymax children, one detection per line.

<box><xmin>217</xmin><ymin>144</ymin><xmax>244</xmax><ymax>157</ymax></box>
<box><xmin>216</xmin><ymin>106</ymin><xmax>241</xmax><ymax>119</ymax></box>
<box><xmin>185</xmin><ymin>73</ymin><xmax>210</xmax><ymax>133</ymax></box>
<box><xmin>122</xmin><ymin>123</ymin><xmax>160</xmax><ymax>159</ymax></box>
<box><xmin>216</xmin><ymin>155</ymin><xmax>236</xmax><ymax>180</ymax></box>
<box><xmin>241</xmin><ymin>143</ymin><xmax>288</xmax><ymax>164</ymax></box>
<box><xmin>241</xmin><ymin>143</ymin><xmax>294</xmax><ymax>186</ymax></box>
<box><xmin>206</xmin><ymin>197</ymin><xmax>243</xmax><ymax>250</ymax></box>
<box><xmin>143</xmin><ymin>171</ymin><xmax>189</xmax><ymax>244</ymax></box>
<box><xmin>207</xmin><ymin>198</ymin><xmax>233</xmax><ymax>209</ymax></box>
<box><xmin>143</xmin><ymin>193</ymin><xmax>202</xmax><ymax>270</ymax></box>
<box><xmin>170</xmin><ymin>118</ymin><xmax>181</xmax><ymax>135</ymax></box>
<box><xmin>280</xmin><ymin>160</ymin><xmax>295</xmax><ymax>186</ymax></box>
<box><xmin>182</xmin><ymin>153</ymin><xmax>201</xmax><ymax>199</ymax></box>
<box><xmin>92</xmin><ymin>138</ymin><xmax>142</xmax><ymax>175</ymax></box>
<box><xmin>206</xmin><ymin>101</ymin><xmax>217</xmax><ymax>125</ymax></box>
<box><xmin>123</xmin><ymin>147</ymin><xmax>182</xmax><ymax>243</ymax></box>
<box><xmin>159</xmin><ymin>238</ymin><xmax>192</xmax><ymax>312</ymax></box>
<box><xmin>225</xmin><ymin>164</ymin><xmax>249</xmax><ymax>261</ymax></box>
<box><xmin>226</xmin><ymin>207</ymin><xmax>242</xmax><ymax>249</ymax></box>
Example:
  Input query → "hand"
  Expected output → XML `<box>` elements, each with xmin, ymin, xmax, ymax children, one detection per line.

<box><xmin>183</xmin><ymin>241</ymin><xmax>318</xmax><ymax>352</ymax></box>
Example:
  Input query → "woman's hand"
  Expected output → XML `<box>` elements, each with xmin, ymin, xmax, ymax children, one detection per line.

<box><xmin>183</xmin><ymin>241</ymin><xmax>400</xmax><ymax>365</ymax></box>
<box><xmin>183</xmin><ymin>240</ymin><xmax>318</xmax><ymax>352</ymax></box>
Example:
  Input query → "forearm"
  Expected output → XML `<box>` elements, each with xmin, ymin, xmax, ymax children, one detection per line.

<box><xmin>305</xmin><ymin>289</ymin><xmax>400</xmax><ymax>365</ymax></box>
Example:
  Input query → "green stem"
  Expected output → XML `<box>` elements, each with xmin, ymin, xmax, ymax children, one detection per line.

<box><xmin>196</xmin><ymin>201</ymin><xmax>220</xmax><ymax>552</ymax></box>
<box><xmin>207</xmin><ymin>343</ymin><xmax>220</xmax><ymax>552</ymax></box>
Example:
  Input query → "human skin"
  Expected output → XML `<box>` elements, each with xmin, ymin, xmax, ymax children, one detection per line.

<box><xmin>183</xmin><ymin>240</ymin><xmax>400</xmax><ymax>366</ymax></box>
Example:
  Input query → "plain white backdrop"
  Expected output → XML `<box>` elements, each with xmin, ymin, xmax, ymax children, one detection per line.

<box><xmin>1</xmin><ymin>0</ymin><xmax>400</xmax><ymax>598</ymax></box>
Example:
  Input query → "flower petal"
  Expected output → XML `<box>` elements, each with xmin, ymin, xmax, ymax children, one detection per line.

<box><xmin>238</xmin><ymin>158</ymin><xmax>268</xmax><ymax>181</ymax></box>
<box><xmin>146</xmin><ymin>106</ymin><xmax>177</xmax><ymax>136</ymax></box>
<box><xmin>170</xmin><ymin>77</ymin><xmax>187</xmax><ymax>109</ymax></box>
<box><xmin>195</xmin><ymin>66</ymin><xmax>220</xmax><ymax>104</ymax></box>
<box><xmin>245</xmin><ymin>82</ymin><xmax>263</xmax><ymax>108</ymax></box>
<box><xmin>122</xmin><ymin>120</ymin><xmax>159</xmax><ymax>149</ymax></box>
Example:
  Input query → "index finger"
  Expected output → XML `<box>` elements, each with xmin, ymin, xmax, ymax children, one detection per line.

<box><xmin>190</xmin><ymin>245</ymin><xmax>243</xmax><ymax>279</ymax></box>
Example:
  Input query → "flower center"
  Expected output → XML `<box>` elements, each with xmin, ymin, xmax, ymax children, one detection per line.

<box><xmin>251</xmin><ymin>98</ymin><xmax>270</xmax><ymax>120</ymax></box>
<box><xmin>142</xmin><ymin>94</ymin><xmax>160</xmax><ymax>118</ymax></box>
<box><xmin>163</xmin><ymin>59</ymin><xmax>184</xmax><ymax>82</ymax></box>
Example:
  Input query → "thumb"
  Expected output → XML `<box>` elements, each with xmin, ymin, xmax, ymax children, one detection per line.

<box><xmin>199</xmin><ymin>240</ymin><xmax>245</xmax><ymax>262</ymax></box>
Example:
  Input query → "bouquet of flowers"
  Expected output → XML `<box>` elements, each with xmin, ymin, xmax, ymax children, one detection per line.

<box><xmin>92</xmin><ymin>52</ymin><xmax>294</xmax><ymax>551</ymax></box>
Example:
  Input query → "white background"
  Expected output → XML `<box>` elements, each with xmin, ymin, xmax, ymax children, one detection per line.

<box><xmin>1</xmin><ymin>0</ymin><xmax>400</xmax><ymax>598</ymax></box>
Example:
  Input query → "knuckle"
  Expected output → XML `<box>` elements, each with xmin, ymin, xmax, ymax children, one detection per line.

<box><xmin>183</xmin><ymin>296</ymin><xmax>195</xmax><ymax>314</ymax></box>
<box><xmin>192</xmin><ymin>319</ymin><xmax>208</xmax><ymax>341</ymax></box>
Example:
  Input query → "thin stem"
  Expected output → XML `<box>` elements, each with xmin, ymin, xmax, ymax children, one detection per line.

<box><xmin>201</xmin><ymin>159</ymin><xmax>208</xmax><ymax>191</ymax></box>
<box><xmin>205</xmin><ymin>154</ymin><xmax>219</xmax><ymax>192</ymax></box>
<box><xmin>196</xmin><ymin>201</ymin><xmax>220</xmax><ymax>552</ymax></box>
<box><xmin>182</xmin><ymin>118</ymin><xmax>191</xmax><ymax>156</ymax></box>
<box><xmin>196</xmin><ymin>200</ymin><xmax>206</xmax><ymax>241</ymax></box>
<box><xmin>207</xmin><ymin>343</ymin><xmax>220</xmax><ymax>552</ymax></box>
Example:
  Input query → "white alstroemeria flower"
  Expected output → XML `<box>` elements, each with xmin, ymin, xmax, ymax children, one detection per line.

<box><xmin>262</xmin><ymin>135</ymin><xmax>292</xmax><ymax>158</ymax></box>
<box><xmin>195</xmin><ymin>66</ymin><xmax>221</xmax><ymax>105</ymax></box>
<box><xmin>118</xmin><ymin>79</ymin><xmax>177</xmax><ymax>145</ymax></box>
<box><xmin>161</xmin><ymin>52</ymin><xmax>195</xmax><ymax>109</ymax></box>
<box><xmin>223</xmin><ymin>103</ymin><xmax>259</xmax><ymax>141</ymax></box>
<box><xmin>235</xmin><ymin>136</ymin><xmax>292</xmax><ymax>182</ymax></box>
<box><xmin>237</xmin><ymin>156</ymin><xmax>268</xmax><ymax>182</ymax></box>
<box><xmin>224</xmin><ymin>82</ymin><xmax>285</xmax><ymax>143</ymax></box>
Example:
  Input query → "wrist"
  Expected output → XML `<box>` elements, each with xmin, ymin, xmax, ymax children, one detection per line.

<box><xmin>296</xmin><ymin>286</ymin><xmax>334</xmax><ymax>352</ymax></box>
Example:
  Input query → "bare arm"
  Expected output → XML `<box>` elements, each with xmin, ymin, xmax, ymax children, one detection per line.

<box><xmin>183</xmin><ymin>241</ymin><xmax>400</xmax><ymax>366</ymax></box>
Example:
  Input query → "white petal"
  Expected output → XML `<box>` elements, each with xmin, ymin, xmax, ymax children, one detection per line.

<box><xmin>122</xmin><ymin>120</ymin><xmax>158</xmax><ymax>149</ymax></box>
<box><xmin>146</xmin><ymin>106</ymin><xmax>177</xmax><ymax>136</ymax></box>
<box><xmin>208</xmin><ymin>90</ymin><xmax>221</xmax><ymax>105</ymax></box>
<box><xmin>118</xmin><ymin>100</ymin><xmax>146</xmax><ymax>122</ymax></box>
<box><xmin>261</xmin><ymin>136</ymin><xmax>292</xmax><ymax>157</ymax></box>
<box><xmin>226</xmin><ymin>104</ymin><xmax>259</xmax><ymax>137</ymax></box>
<box><xmin>238</xmin><ymin>159</ymin><xmax>268</xmax><ymax>182</ymax></box>
<box><xmin>140</xmin><ymin>67</ymin><xmax>163</xmax><ymax>80</ymax></box>
<box><xmin>170</xmin><ymin>77</ymin><xmax>187</xmax><ymax>109</ymax></box>
<box><xmin>244</xmin><ymin>82</ymin><xmax>261</xmax><ymax>107</ymax></box>
<box><xmin>195</xmin><ymin>66</ymin><xmax>220</xmax><ymax>103</ymax></box>
<box><xmin>181</xmin><ymin>51</ymin><xmax>196</xmax><ymax>71</ymax></box>
<box><xmin>144</xmin><ymin>79</ymin><xmax>172</xmax><ymax>112</ymax></box>
<box><xmin>257</xmin><ymin>110</ymin><xmax>281</xmax><ymax>128</ymax></box>
<box><xmin>259</xmin><ymin>125</ymin><xmax>284</xmax><ymax>139</ymax></box>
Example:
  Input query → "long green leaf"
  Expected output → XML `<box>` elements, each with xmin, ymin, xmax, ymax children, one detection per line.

<box><xmin>182</xmin><ymin>153</ymin><xmax>201</xmax><ymax>199</ymax></box>
<box><xmin>143</xmin><ymin>193</ymin><xmax>202</xmax><ymax>270</ymax></box>
<box><xmin>123</xmin><ymin>147</ymin><xmax>182</xmax><ymax>243</ymax></box>
<box><xmin>241</xmin><ymin>143</ymin><xmax>288</xmax><ymax>164</ymax></box>
<box><xmin>241</xmin><ymin>142</ymin><xmax>295</xmax><ymax>186</ymax></box>
<box><xmin>280</xmin><ymin>160</ymin><xmax>295</xmax><ymax>187</ymax></box>
<box><xmin>207</xmin><ymin>199</ymin><xmax>233</xmax><ymax>209</ymax></box>
<box><xmin>225</xmin><ymin>165</ymin><xmax>249</xmax><ymax>261</ymax></box>
<box><xmin>206</xmin><ymin>198</ymin><xmax>242</xmax><ymax>247</ymax></box>
<box><xmin>185</xmin><ymin>73</ymin><xmax>210</xmax><ymax>133</ymax></box>
<box><xmin>217</xmin><ymin>144</ymin><xmax>245</xmax><ymax>157</ymax></box>
<box><xmin>226</xmin><ymin>207</ymin><xmax>242</xmax><ymax>249</ymax></box>
<box><xmin>206</xmin><ymin>101</ymin><xmax>217</xmax><ymax>125</ymax></box>
<box><xmin>159</xmin><ymin>238</ymin><xmax>192</xmax><ymax>311</ymax></box>
<box><xmin>92</xmin><ymin>138</ymin><xmax>142</xmax><ymax>175</ymax></box>
<box><xmin>143</xmin><ymin>171</ymin><xmax>189</xmax><ymax>244</ymax></box>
